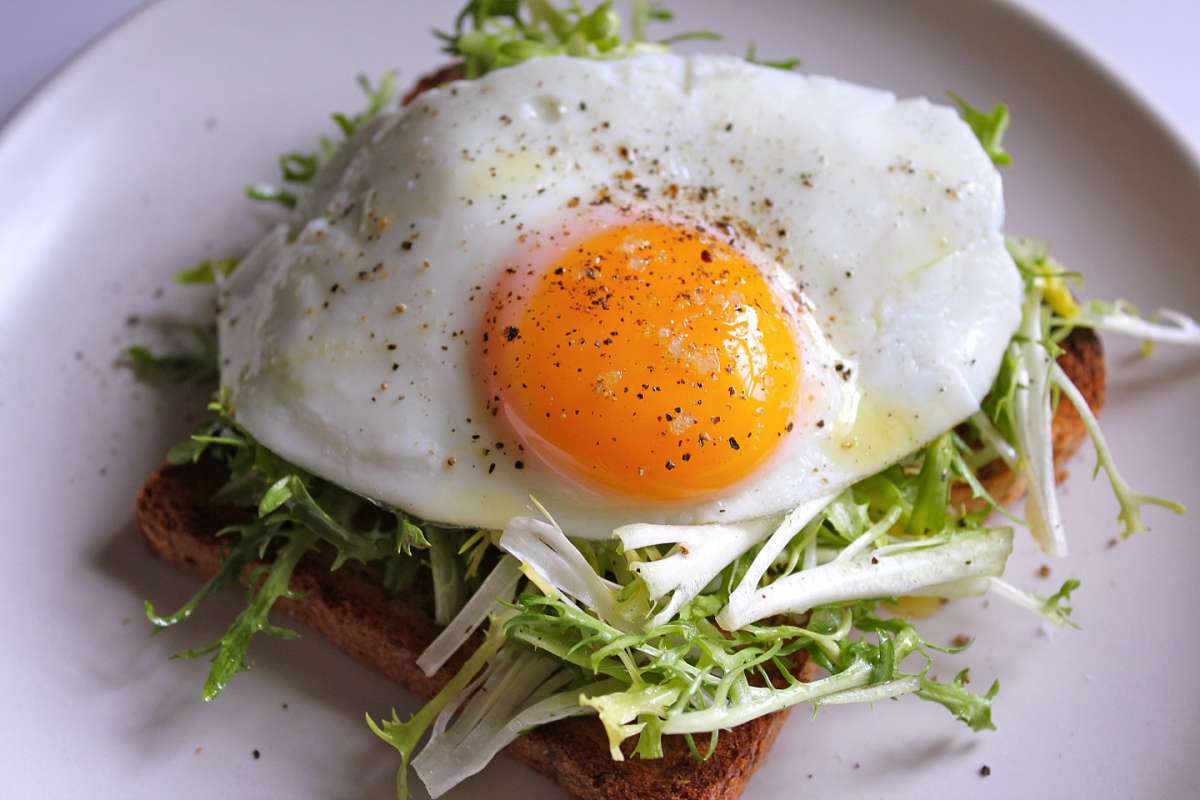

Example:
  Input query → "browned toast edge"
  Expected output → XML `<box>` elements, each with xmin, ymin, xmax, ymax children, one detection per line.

<box><xmin>958</xmin><ymin>327</ymin><xmax>1106</xmax><ymax>508</ymax></box>
<box><xmin>136</xmin><ymin>461</ymin><xmax>792</xmax><ymax>800</ymax></box>
<box><xmin>133</xmin><ymin>329</ymin><xmax>1104</xmax><ymax>800</ymax></box>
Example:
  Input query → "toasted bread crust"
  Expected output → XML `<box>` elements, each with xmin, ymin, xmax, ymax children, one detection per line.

<box><xmin>963</xmin><ymin>327</ymin><xmax>1106</xmax><ymax>508</ymax></box>
<box><xmin>136</xmin><ymin>64</ymin><xmax>1105</xmax><ymax>799</ymax></box>
<box><xmin>401</xmin><ymin>63</ymin><xmax>466</xmax><ymax>106</ymax></box>
<box><xmin>134</xmin><ymin>330</ymin><xmax>1104</xmax><ymax>800</ymax></box>
<box><xmin>137</xmin><ymin>460</ymin><xmax>791</xmax><ymax>800</ymax></box>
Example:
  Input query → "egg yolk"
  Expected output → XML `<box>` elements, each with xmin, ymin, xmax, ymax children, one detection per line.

<box><xmin>482</xmin><ymin>220</ymin><xmax>799</xmax><ymax>501</ymax></box>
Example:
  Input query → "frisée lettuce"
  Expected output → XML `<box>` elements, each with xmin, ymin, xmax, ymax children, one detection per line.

<box><xmin>124</xmin><ymin>2</ymin><xmax>1200</xmax><ymax>799</ymax></box>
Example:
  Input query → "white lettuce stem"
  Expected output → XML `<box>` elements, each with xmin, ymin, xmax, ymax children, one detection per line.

<box><xmin>906</xmin><ymin>576</ymin><xmax>993</xmax><ymax>599</ymax></box>
<box><xmin>616</xmin><ymin>517</ymin><xmax>779</xmax><ymax>628</ymax></box>
<box><xmin>1014</xmin><ymin>286</ymin><xmax>1068</xmax><ymax>556</ymax></box>
<box><xmin>717</xmin><ymin>529</ymin><xmax>1013</xmax><ymax>630</ymax></box>
<box><xmin>414</xmin><ymin>649</ymin><xmax>575</xmax><ymax>797</ymax></box>
<box><xmin>817</xmin><ymin>676</ymin><xmax>922</xmax><ymax>706</ymax></box>
<box><xmin>803</xmin><ymin>528</ymin><xmax>819</xmax><ymax>571</ymax></box>
<box><xmin>969</xmin><ymin>410</ymin><xmax>1018</xmax><ymax>467</ymax></box>
<box><xmin>661</xmin><ymin>658</ymin><xmax>873</xmax><ymax>734</ymax></box>
<box><xmin>499</xmin><ymin>515</ymin><xmax>635</xmax><ymax>631</ymax></box>
<box><xmin>834</xmin><ymin>506</ymin><xmax>903</xmax><ymax>563</ymax></box>
<box><xmin>430</xmin><ymin>531</ymin><xmax>466</xmax><ymax>625</ymax></box>
<box><xmin>724</xmin><ymin>494</ymin><xmax>837</xmax><ymax>614</ymax></box>
<box><xmin>1074</xmin><ymin>303</ymin><xmax>1200</xmax><ymax>346</ymax></box>
<box><xmin>417</xmin><ymin>555</ymin><xmax>523</xmax><ymax>676</ymax></box>
<box><xmin>987</xmin><ymin>577</ymin><xmax>1075</xmax><ymax>627</ymax></box>
<box><xmin>1049</xmin><ymin>362</ymin><xmax>1185</xmax><ymax>535</ymax></box>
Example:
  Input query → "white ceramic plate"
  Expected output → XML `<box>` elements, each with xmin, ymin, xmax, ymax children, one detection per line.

<box><xmin>2</xmin><ymin>1</ymin><xmax>1198</xmax><ymax>798</ymax></box>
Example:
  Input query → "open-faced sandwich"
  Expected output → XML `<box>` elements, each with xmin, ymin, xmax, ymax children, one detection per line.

<box><xmin>128</xmin><ymin>3</ymin><xmax>1200</xmax><ymax>798</ymax></box>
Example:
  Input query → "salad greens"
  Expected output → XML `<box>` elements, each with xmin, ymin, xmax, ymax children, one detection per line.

<box><xmin>146</xmin><ymin>391</ymin><xmax>435</xmax><ymax>700</ymax></box>
<box><xmin>126</xmin><ymin>2</ymin><xmax>1199</xmax><ymax>798</ymax></box>
<box><xmin>435</xmin><ymin>0</ymin><xmax>796</xmax><ymax>80</ymax></box>
<box><xmin>122</xmin><ymin>325</ymin><xmax>217</xmax><ymax>385</ymax></box>
<box><xmin>174</xmin><ymin>258</ymin><xmax>238</xmax><ymax>286</ymax></box>
<box><xmin>247</xmin><ymin>72</ymin><xmax>399</xmax><ymax>210</ymax></box>
<box><xmin>436</xmin><ymin>0</ymin><xmax>706</xmax><ymax>78</ymax></box>
<box><xmin>948</xmin><ymin>91</ymin><xmax>1013</xmax><ymax>167</ymax></box>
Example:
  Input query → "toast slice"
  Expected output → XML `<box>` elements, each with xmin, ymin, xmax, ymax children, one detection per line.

<box><xmin>137</xmin><ymin>458</ymin><xmax>793</xmax><ymax>800</ymax></box>
<box><xmin>134</xmin><ymin>327</ymin><xmax>1104</xmax><ymax>800</ymax></box>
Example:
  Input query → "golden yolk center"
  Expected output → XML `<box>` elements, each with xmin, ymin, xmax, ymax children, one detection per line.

<box><xmin>482</xmin><ymin>220</ymin><xmax>799</xmax><ymax>501</ymax></box>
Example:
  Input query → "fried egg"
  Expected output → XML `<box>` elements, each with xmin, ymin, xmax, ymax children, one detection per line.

<box><xmin>217</xmin><ymin>54</ymin><xmax>1021</xmax><ymax>538</ymax></box>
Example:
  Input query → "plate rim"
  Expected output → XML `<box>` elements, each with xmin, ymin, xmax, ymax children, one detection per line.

<box><xmin>1</xmin><ymin>0</ymin><xmax>1198</xmax><ymax>180</ymax></box>
<box><xmin>1</xmin><ymin>2</ymin><xmax>1197</xmax><ymax>798</ymax></box>
<box><xmin>1001</xmin><ymin>0</ymin><xmax>1200</xmax><ymax>170</ymax></box>
<box><xmin>0</xmin><ymin>0</ymin><xmax>158</xmax><ymax>133</ymax></box>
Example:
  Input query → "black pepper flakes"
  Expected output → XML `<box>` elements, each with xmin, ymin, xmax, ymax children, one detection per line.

<box><xmin>979</xmin><ymin>765</ymin><xmax>991</xmax><ymax>778</ymax></box>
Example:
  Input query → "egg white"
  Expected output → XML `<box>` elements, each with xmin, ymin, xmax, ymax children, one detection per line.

<box><xmin>217</xmin><ymin>54</ymin><xmax>1021</xmax><ymax>538</ymax></box>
